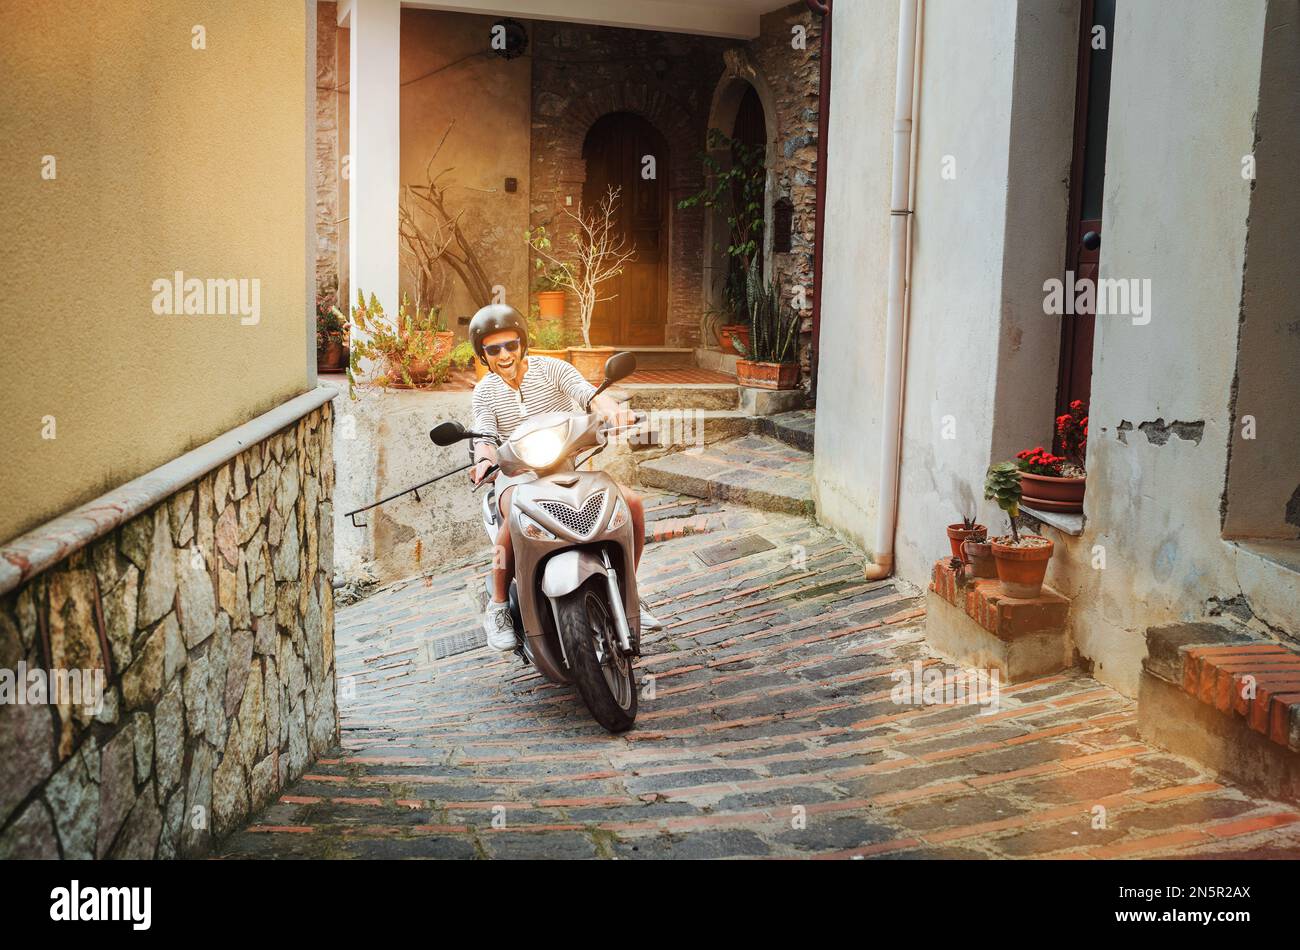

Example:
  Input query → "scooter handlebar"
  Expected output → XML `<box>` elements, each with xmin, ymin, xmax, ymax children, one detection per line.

<box><xmin>471</xmin><ymin>463</ymin><xmax>500</xmax><ymax>491</ymax></box>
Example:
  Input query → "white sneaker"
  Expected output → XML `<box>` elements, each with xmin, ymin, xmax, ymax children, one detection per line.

<box><xmin>483</xmin><ymin>600</ymin><xmax>517</xmax><ymax>651</ymax></box>
<box><xmin>640</xmin><ymin>602</ymin><xmax>664</xmax><ymax>631</ymax></box>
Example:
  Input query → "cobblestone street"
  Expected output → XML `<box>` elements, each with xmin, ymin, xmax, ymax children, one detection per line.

<box><xmin>221</xmin><ymin>497</ymin><xmax>1300</xmax><ymax>860</ymax></box>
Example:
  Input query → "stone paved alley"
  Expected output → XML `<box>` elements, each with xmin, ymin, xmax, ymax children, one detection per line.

<box><xmin>220</xmin><ymin>495</ymin><xmax>1300</xmax><ymax>859</ymax></box>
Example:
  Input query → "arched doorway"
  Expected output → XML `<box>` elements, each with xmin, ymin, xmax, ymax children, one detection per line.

<box><xmin>582</xmin><ymin>112</ymin><xmax>669</xmax><ymax>346</ymax></box>
<box><xmin>731</xmin><ymin>85</ymin><xmax>768</xmax><ymax>278</ymax></box>
<box><xmin>702</xmin><ymin>57</ymin><xmax>777</xmax><ymax>345</ymax></box>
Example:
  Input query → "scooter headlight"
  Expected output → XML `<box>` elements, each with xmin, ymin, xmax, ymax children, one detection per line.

<box><xmin>513</xmin><ymin>425</ymin><xmax>567</xmax><ymax>469</ymax></box>
<box><xmin>518</xmin><ymin>511</ymin><xmax>557</xmax><ymax>542</ymax></box>
<box><xmin>608</xmin><ymin>495</ymin><xmax>629</xmax><ymax>531</ymax></box>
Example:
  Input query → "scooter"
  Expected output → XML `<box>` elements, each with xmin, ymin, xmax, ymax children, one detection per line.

<box><xmin>429</xmin><ymin>352</ymin><xmax>644</xmax><ymax>732</ymax></box>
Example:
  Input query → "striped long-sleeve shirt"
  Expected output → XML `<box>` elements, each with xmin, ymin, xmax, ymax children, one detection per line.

<box><xmin>470</xmin><ymin>355</ymin><xmax>597</xmax><ymax>452</ymax></box>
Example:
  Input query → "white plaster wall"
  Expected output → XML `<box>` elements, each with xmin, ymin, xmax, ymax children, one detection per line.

<box><xmin>1222</xmin><ymin>0</ymin><xmax>1300</xmax><ymax>541</ymax></box>
<box><xmin>331</xmin><ymin>385</ymin><xmax>486</xmax><ymax>586</ymax></box>
<box><xmin>892</xmin><ymin>0</ymin><xmax>1019</xmax><ymax>582</ymax></box>
<box><xmin>811</xmin><ymin>0</ymin><xmax>898</xmax><ymax>555</ymax></box>
<box><xmin>812</xmin><ymin>0</ymin><xmax>1292</xmax><ymax>698</ymax></box>
<box><xmin>347</xmin><ymin>0</ymin><xmax>401</xmax><ymax>325</ymax></box>
<box><xmin>1040</xmin><ymin>0</ymin><xmax>1278</xmax><ymax>695</ymax></box>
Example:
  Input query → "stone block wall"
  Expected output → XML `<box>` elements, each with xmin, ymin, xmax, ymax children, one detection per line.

<box><xmin>529</xmin><ymin>22</ymin><xmax>733</xmax><ymax>348</ymax></box>
<box><xmin>0</xmin><ymin>404</ymin><xmax>338</xmax><ymax>858</ymax></box>
<box><xmin>750</xmin><ymin>3</ymin><xmax>821</xmax><ymax>387</ymax></box>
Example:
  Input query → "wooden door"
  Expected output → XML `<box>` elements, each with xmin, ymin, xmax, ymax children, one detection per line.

<box><xmin>582</xmin><ymin>112</ymin><xmax>669</xmax><ymax>346</ymax></box>
<box><xmin>1056</xmin><ymin>0</ymin><xmax>1115</xmax><ymax>424</ymax></box>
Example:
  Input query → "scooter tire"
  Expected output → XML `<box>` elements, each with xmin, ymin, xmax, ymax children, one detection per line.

<box><xmin>556</xmin><ymin>578</ymin><xmax>638</xmax><ymax>733</ymax></box>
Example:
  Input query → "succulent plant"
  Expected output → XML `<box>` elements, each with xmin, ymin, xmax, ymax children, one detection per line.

<box><xmin>984</xmin><ymin>461</ymin><xmax>1023</xmax><ymax>543</ymax></box>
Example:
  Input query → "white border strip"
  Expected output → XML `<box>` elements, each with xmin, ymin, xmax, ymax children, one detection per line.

<box><xmin>0</xmin><ymin>386</ymin><xmax>337</xmax><ymax>597</ymax></box>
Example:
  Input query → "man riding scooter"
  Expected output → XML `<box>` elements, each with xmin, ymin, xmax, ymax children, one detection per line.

<box><xmin>466</xmin><ymin>304</ymin><xmax>663</xmax><ymax>650</ymax></box>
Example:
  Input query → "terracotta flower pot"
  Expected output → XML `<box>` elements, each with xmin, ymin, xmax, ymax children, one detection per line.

<box><xmin>405</xmin><ymin>330</ymin><xmax>455</xmax><ymax>383</ymax></box>
<box><xmin>736</xmin><ymin>359</ymin><xmax>799</xmax><ymax>390</ymax></box>
<box><xmin>316</xmin><ymin>340</ymin><xmax>346</xmax><ymax>372</ymax></box>
<box><xmin>720</xmin><ymin>324</ymin><xmax>749</xmax><ymax>355</ymax></box>
<box><xmin>569</xmin><ymin>345</ymin><xmax>616</xmax><ymax>383</ymax></box>
<box><xmin>1019</xmin><ymin>471</ymin><xmax>1086</xmax><ymax>513</ymax></box>
<box><xmin>961</xmin><ymin>539</ymin><xmax>997</xmax><ymax>578</ymax></box>
<box><xmin>537</xmin><ymin>291</ymin><xmax>566</xmax><ymax>319</ymax></box>
<box><xmin>946</xmin><ymin>523</ymin><xmax>987</xmax><ymax>561</ymax></box>
<box><xmin>990</xmin><ymin>536</ymin><xmax>1055</xmax><ymax>598</ymax></box>
<box><xmin>530</xmin><ymin>347</ymin><xmax>569</xmax><ymax>362</ymax></box>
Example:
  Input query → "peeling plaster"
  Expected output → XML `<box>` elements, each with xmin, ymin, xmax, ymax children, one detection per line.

<box><xmin>1207</xmin><ymin>592</ymin><xmax>1293</xmax><ymax>646</ymax></box>
<box><xmin>1114</xmin><ymin>418</ymin><xmax>1205</xmax><ymax>446</ymax></box>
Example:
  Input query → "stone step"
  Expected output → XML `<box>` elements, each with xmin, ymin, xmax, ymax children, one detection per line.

<box><xmin>613</xmin><ymin>383</ymin><xmax>739</xmax><ymax>411</ymax></box>
<box><xmin>695</xmin><ymin>346</ymin><xmax>740</xmax><ymax>375</ymax></box>
<box><xmin>635</xmin><ymin>434</ymin><xmax>814</xmax><ymax>516</ymax></box>
<box><xmin>756</xmin><ymin>408</ymin><xmax>815</xmax><ymax>451</ymax></box>
<box><xmin>638</xmin><ymin>410</ymin><xmax>753</xmax><ymax>449</ymax></box>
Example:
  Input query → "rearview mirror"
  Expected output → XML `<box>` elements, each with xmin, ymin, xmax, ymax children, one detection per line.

<box><xmin>602</xmin><ymin>351</ymin><xmax>637</xmax><ymax>385</ymax></box>
<box><xmin>430</xmin><ymin>421</ymin><xmax>467</xmax><ymax>446</ymax></box>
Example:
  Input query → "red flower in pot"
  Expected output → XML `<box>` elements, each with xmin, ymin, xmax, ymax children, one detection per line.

<box><xmin>1015</xmin><ymin>400</ymin><xmax>1088</xmax><ymax>514</ymax></box>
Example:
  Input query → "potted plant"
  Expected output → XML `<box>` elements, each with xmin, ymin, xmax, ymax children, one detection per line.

<box><xmin>533</xmin><ymin>266</ymin><xmax>568</xmax><ymax>319</ymax></box>
<box><xmin>733</xmin><ymin>264</ymin><xmax>800</xmax><ymax>390</ymax></box>
<box><xmin>527</xmin><ymin>313</ymin><xmax>569</xmax><ymax>361</ymax></box>
<box><xmin>946</xmin><ymin>513</ymin><xmax>987</xmax><ymax>562</ymax></box>
<box><xmin>679</xmin><ymin>128</ymin><xmax>766</xmax><ymax>355</ymax></box>
<box><xmin>346</xmin><ymin>289</ymin><xmax>454</xmax><ymax>392</ymax></box>
<box><xmin>448</xmin><ymin>339</ymin><xmax>478</xmax><ymax>379</ymax></box>
<box><xmin>1014</xmin><ymin>403</ymin><xmax>1088</xmax><ymax>514</ymax></box>
<box><xmin>984</xmin><ymin>461</ymin><xmax>1054</xmax><ymax>598</ymax></box>
<box><xmin>526</xmin><ymin>185</ymin><xmax>637</xmax><ymax>383</ymax></box>
<box><xmin>717</xmin><ymin>266</ymin><xmax>750</xmax><ymax>354</ymax></box>
<box><xmin>401</xmin><ymin>295</ymin><xmax>454</xmax><ymax>384</ymax></box>
<box><xmin>962</xmin><ymin>536</ymin><xmax>998</xmax><ymax>579</ymax></box>
<box><xmin>316</xmin><ymin>286</ymin><xmax>348</xmax><ymax>372</ymax></box>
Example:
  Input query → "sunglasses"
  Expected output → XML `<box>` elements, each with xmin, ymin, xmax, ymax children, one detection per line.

<box><xmin>483</xmin><ymin>340</ymin><xmax>521</xmax><ymax>357</ymax></box>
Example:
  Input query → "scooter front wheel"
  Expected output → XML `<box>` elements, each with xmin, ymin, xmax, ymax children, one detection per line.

<box><xmin>556</xmin><ymin>578</ymin><xmax>637</xmax><ymax>732</ymax></box>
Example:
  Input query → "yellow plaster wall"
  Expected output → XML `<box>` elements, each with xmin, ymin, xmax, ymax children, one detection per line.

<box><xmin>0</xmin><ymin>0</ymin><xmax>312</xmax><ymax>543</ymax></box>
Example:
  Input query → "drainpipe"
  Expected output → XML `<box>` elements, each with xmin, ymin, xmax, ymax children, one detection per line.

<box><xmin>863</xmin><ymin>0</ymin><xmax>921</xmax><ymax>581</ymax></box>
<box><xmin>805</xmin><ymin>0</ymin><xmax>831</xmax><ymax>396</ymax></box>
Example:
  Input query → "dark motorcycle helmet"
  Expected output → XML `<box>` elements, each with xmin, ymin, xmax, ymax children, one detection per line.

<box><xmin>468</xmin><ymin>304</ymin><xmax>528</xmax><ymax>366</ymax></box>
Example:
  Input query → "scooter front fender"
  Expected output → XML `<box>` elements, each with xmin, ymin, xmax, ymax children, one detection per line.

<box><xmin>540</xmin><ymin>549</ymin><xmax>607</xmax><ymax>600</ymax></box>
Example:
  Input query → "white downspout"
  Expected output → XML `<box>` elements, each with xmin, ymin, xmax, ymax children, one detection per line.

<box><xmin>864</xmin><ymin>0</ymin><xmax>921</xmax><ymax>580</ymax></box>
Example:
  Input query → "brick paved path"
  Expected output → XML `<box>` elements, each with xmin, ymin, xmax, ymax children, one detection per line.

<box><xmin>220</xmin><ymin>496</ymin><xmax>1300</xmax><ymax>859</ymax></box>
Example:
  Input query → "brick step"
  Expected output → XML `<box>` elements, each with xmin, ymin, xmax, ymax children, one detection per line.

<box><xmin>756</xmin><ymin>408</ymin><xmax>815</xmax><ymax>451</ymax></box>
<box><xmin>634</xmin><ymin>434</ymin><xmax>813</xmax><ymax>516</ymax></box>
<box><xmin>925</xmin><ymin>559</ymin><xmax>1072</xmax><ymax>683</ymax></box>
<box><xmin>1141</xmin><ymin>620</ymin><xmax>1300</xmax><ymax>802</ymax></box>
<box><xmin>612</xmin><ymin>383</ymin><xmax>739</xmax><ymax>411</ymax></box>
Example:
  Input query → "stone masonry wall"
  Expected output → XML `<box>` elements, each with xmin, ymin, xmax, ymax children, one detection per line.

<box><xmin>748</xmin><ymin>3</ymin><xmax>821</xmax><ymax>388</ymax></box>
<box><xmin>530</xmin><ymin>22</ymin><xmax>733</xmax><ymax>348</ymax></box>
<box><xmin>0</xmin><ymin>404</ymin><xmax>338</xmax><ymax>858</ymax></box>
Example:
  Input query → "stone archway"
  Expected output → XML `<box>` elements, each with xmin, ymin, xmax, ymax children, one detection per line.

<box><xmin>536</xmin><ymin>82</ymin><xmax>701</xmax><ymax>347</ymax></box>
<box><xmin>702</xmin><ymin>48</ymin><xmax>780</xmax><ymax>347</ymax></box>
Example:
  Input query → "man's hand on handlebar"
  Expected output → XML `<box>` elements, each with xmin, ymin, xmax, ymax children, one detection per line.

<box><xmin>591</xmin><ymin>392</ymin><xmax>637</xmax><ymax>430</ymax></box>
<box><xmin>471</xmin><ymin>443</ymin><xmax>499</xmax><ymax>485</ymax></box>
